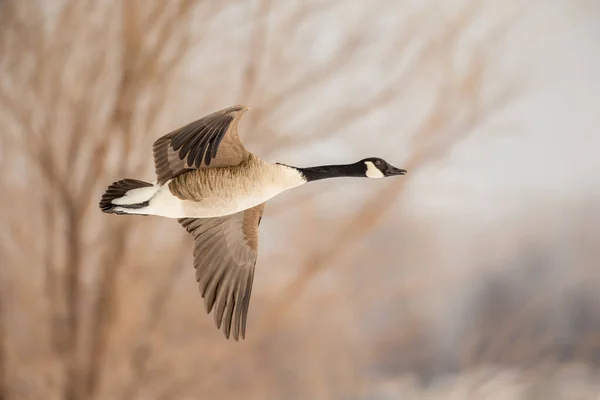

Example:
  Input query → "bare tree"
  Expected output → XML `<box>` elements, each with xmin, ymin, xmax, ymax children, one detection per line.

<box><xmin>0</xmin><ymin>1</ymin><xmax>218</xmax><ymax>399</ymax></box>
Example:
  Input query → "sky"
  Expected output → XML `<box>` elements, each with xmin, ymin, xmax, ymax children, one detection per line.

<box><xmin>407</xmin><ymin>1</ymin><xmax>599</xmax><ymax>217</ymax></box>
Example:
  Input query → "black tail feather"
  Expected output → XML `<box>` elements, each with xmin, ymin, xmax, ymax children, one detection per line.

<box><xmin>99</xmin><ymin>179</ymin><xmax>153</xmax><ymax>214</ymax></box>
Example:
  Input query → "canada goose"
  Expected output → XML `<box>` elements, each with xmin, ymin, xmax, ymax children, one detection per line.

<box><xmin>99</xmin><ymin>105</ymin><xmax>407</xmax><ymax>340</ymax></box>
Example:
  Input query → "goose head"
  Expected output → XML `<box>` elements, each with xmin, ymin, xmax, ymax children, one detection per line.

<box><xmin>360</xmin><ymin>157</ymin><xmax>407</xmax><ymax>179</ymax></box>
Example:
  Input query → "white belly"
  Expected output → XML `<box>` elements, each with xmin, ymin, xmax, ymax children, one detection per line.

<box><xmin>147</xmin><ymin>182</ymin><xmax>295</xmax><ymax>219</ymax></box>
<box><xmin>181</xmin><ymin>187</ymin><xmax>282</xmax><ymax>218</ymax></box>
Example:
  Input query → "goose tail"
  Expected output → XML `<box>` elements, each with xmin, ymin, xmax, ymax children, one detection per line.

<box><xmin>99</xmin><ymin>179</ymin><xmax>158</xmax><ymax>215</ymax></box>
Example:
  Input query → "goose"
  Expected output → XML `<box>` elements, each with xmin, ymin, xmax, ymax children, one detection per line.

<box><xmin>99</xmin><ymin>105</ymin><xmax>407</xmax><ymax>340</ymax></box>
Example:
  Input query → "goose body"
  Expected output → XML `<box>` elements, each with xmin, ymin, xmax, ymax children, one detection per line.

<box><xmin>99</xmin><ymin>105</ymin><xmax>407</xmax><ymax>340</ymax></box>
<box><xmin>112</xmin><ymin>155</ymin><xmax>306</xmax><ymax>218</ymax></box>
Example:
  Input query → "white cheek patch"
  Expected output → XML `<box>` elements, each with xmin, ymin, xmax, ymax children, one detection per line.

<box><xmin>365</xmin><ymin>161</ymin><xmax>385</xmax><ymax>178</ymax></box>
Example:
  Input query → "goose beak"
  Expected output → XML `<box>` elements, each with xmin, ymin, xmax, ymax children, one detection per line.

<box><xmin>385</xmin><ymin>165</ymin><xmax>407</xmax><ymax>176</ymax></box>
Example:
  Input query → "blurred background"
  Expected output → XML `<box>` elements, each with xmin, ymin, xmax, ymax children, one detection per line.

<box><xmin>1</xmin><ymin>0</ymin><xmax>599</xmax><ymax>399</ymax></box>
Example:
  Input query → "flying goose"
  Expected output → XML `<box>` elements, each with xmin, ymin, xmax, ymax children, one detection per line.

<box><xmin>99</xmin><ymin>105</ymin><xmax>407</xmax><ymax>340</ymax></box>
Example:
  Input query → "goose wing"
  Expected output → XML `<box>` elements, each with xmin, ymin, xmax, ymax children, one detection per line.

<box><xmin>178</xmin><ymin>203</ymin><xmax>265</xmax><ymax>340</ymax></box>
<box><xmin>153</xmin><ymin>105</ymin><xmax>251</xmax><ymax>185</ymax></box>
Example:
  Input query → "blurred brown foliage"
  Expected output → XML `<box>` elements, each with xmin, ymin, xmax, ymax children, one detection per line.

<box><xmin>0</xmin><ymin>0</ymin><xmax>598</xmax><ymax>399</ymax></box>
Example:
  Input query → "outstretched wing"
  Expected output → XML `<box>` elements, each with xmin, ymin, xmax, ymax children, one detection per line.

<box><xmin>153</xmin><ymin>105</ymin><xmax>251</xmax><ymax>185</ymax></box>
<box><xmin>178</xmin><ymin>203</ymin><xmax>265</xmax><ymax>340</ymax></box>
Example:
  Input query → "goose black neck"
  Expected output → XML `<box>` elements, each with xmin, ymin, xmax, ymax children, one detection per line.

<box><xmin>293</xmin><ymin>163</ymin><xmax>364</xmax><ymax>182</ymax></box>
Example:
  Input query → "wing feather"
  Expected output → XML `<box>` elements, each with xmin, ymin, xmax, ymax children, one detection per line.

<box><xmin>178</xmin><ymin>203</ymin><xmax>265</xmax><ymax>340</ymax></box>
<box><xmin>153</xmin><ymin>105</ymin><xmax>250</xmax><ymax>185</ymax></box>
